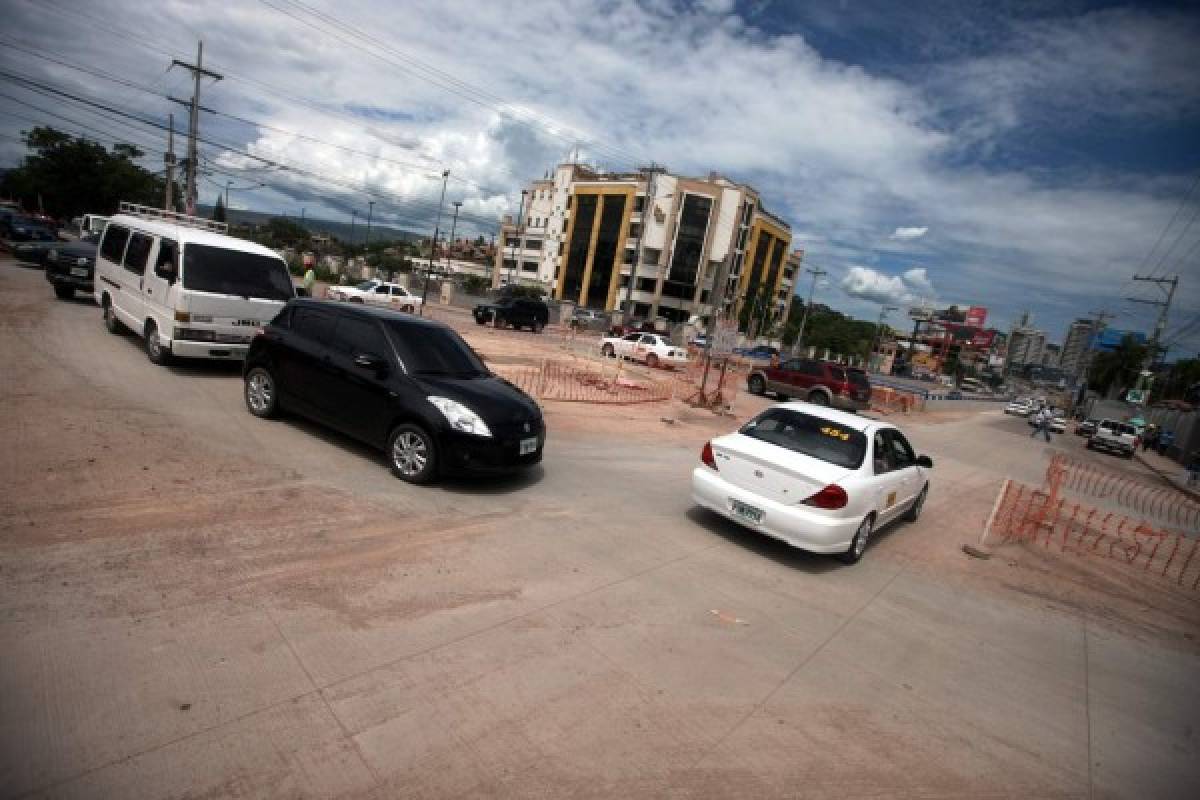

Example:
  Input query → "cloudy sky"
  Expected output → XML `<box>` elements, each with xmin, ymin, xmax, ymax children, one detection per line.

<box><xmin>2</xmin><ymin>0</ymin><xmax>1198</xmax><ymax>356</ymax></box>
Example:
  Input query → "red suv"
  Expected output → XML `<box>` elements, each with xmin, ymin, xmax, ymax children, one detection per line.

<box><xmin>747</xmin><ymin>358</ymin><xmax>872</xmax><ymax>411</ymax></box>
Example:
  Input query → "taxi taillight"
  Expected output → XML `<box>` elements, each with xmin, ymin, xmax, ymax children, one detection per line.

<box><xmin>803</xmin><ymin>484</ymin><xmax>848</xmax><ymax>510</ymax></box>
<box><xmin>701</xmin><ymin>441</ymin><xmax>717</xmax><ymax>470</ymax></box>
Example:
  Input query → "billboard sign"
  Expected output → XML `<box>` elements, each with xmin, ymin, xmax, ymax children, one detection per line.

<box><xmin>908</xmin><ymin>307</ymin><xmax>934</xmax><ymax>322</ymax></box>
<box><xmin>1092</xmin><ymin>329</ymin><xmax>1146</xmax><ymax>352</ymax></box>
<box><xmin>965</xmin><ymin>306</ymin><xmax>988</xmax><ymax>327</ymax></box>
<box><xmin>971</xmin><ymin>329</ymin><xmax>997</xmax><ymax>348</ymax></box>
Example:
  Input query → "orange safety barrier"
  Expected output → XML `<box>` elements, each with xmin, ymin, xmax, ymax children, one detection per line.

<box><xmin>491</xmin><ymin>360</ymin><xmax>674</xmax><ymax>405</ymax></box>
<box><xmin>1046</xmin><ymin>454</ymin><xmax>1200</xmax><ymax>532</ymax></box>
<box><xmin>982</xmin><ymin>479</ymin><xmax>1200</xmax><ymax>590</ymax></box>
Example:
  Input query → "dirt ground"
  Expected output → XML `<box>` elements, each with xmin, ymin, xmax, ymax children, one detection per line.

<box><xmin>2</xmin><ymin>259</ymin><xmax>1198</xmax><ymax>799</ymax></box>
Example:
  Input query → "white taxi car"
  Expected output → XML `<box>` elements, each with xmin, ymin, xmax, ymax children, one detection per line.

<box><xmin>327</xmin><ymin>279</ymin><xmax>423</xmax><ymax>312</ymax></box>
<box><xmin>692</xmin><ymin>403</ymin><xmax>932</xmax><ymax>564</ymax></box>
<box><xmin>599</xmin><ymin>332</ymin><xmax>688</xmax><ymax>369</ymax></box>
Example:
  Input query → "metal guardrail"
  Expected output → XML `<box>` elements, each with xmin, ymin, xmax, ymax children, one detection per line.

<box><xmin>117</xmin><ymin>202</ymin><xmax>228</xmax><ymax>234</ymax></box>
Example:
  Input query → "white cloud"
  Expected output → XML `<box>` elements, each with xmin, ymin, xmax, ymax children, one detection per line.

<box><xmin>840</xmin><ymin>266</ymin><xmax>936</xmax><ymax>307</ymax></box>
<box><xmin>0</xmin><ymin>0</ymin><xmax>1195</xmax><ymax>353</ymax></box>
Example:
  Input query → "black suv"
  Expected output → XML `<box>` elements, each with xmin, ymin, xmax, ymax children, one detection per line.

<box><xmin>473</xmin><ymin>297</ymin><xmax>549</xmax><ymax>332</ymax></box>
<box><xmin>243</xmin><ymin>300</ymin><xmax>545</xmax><ymax>483</ymax></box>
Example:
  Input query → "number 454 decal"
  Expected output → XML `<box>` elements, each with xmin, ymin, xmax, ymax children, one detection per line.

<box><xmin>819</xmin><ymin>426</ymin><xmax>850</xmax><ymax>441</ymax></box>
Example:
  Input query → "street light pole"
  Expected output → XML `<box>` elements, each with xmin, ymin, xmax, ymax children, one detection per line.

<box><xmin>793</xmin><ymin>266</ymin><xmax>827</xmax><ymax>356</ymax></box>
<box><xmin>872</xmin><ymin>304</ymin><xmax>899</xmax><ymax>367</ymax></box>
<box><xmin>420</xmin><ymin>169</ymin><xmax>451</xmax><ymax>316</ymax></box>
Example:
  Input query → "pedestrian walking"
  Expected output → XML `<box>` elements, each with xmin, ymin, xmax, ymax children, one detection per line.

<box><xmin>302</xmin><ymin>265</ymin><xmax>316</xmax><ymax>296</ymax></box>
<box><xmin>1029</xmin><ymin>407</ymin><xmax>1051</xmax><ymax>442</ymax></box>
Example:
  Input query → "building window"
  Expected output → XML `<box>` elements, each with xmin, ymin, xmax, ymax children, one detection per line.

<box><xmin>637</xmin><ymin>277</ymin><xmax>656</xmax><ymax>292</ymax></box>
<box><xmin>642</xmin><ymin>247</ymin><xmax>661</xmax><ymax>267</ymax></box>
<box><xmin>628</xmin><ymin>222</ymin><xmax>641</xmax><ymax>240</ymax></box>
<box><xmin>634</xmin><ymin>195</ymin><xmax>645</xmax><ymax>212</ymax></box>
<box><xmin>566</xmin><ymin>195</ymin><xmax>572</xmax><ymax>209</ymax></box>
<box><xmin>505</xmin><ymin>236</ymin><xmax>519</xmax><ymax>248</ymax></box>
<box><xmin>668</xmin><ymin>193</ymin><xmax>713</xmax><ymax>286</ymax></box>
<box><xmin>502</xmin><ymin>258</ymin><xmax>517</xmax><ymax>270</ymax></box>
<box><xmin>623</xmin><ymin>248</ymin><xmax>635</xmax><ymax>265</ymax></box>
<box><xmin>521</xmin><ymin>261</ymin><xmax>538</xmax><ymax>272</ymax></box>
<box><xmin>701</xmin><ymin>290</ymin><xmax>710</xmax><ymax>303</ymax></box>
<box><xmin>561</xmin><ymin>194</ymin><xmax>598</xmax><ymax>301</ymax></box>
<box><xmin>587</xmin><ymin>194</ymin><xmax>627</xmax><ymax>303</ymax></box>
<box><xmin>558</xmin><ymin>242</ymin><xmax>564</xmax><ymax>256</ymax></box>
<box><xmin>524</xmin><ymin>239</ymin><xmax>543</xmax><ymax>250</ymax></box>
<box><xmin>563</xmin><ymin>218</ymin><xmax>569</xmax><ymax>232</ymax></box>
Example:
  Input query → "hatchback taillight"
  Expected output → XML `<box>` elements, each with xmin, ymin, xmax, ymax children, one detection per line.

<box><xmin>701</xmin><ymin>441</ymin><xmax>717</xmax><ymax>470</ymax></box>
<box><xmin>802</xmin><ymin>484</ymin><xmax>848</xmax><ymax>509</ymax></box>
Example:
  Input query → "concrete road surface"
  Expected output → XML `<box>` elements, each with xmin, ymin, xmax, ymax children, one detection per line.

<box><xmin>1</xmin><ymin>257</ymin><xmax>1197</xmax><ymax>799</ymax></box>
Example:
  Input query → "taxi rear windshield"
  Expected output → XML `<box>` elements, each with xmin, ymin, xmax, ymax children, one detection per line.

<box><xmin>739</xmin><ymin>409</ymin><xmax>867</xmax><ymax>469</ymax></box>
<box><xmin>182</xmin><ymin>244</ymin><xmax>294</xmax><ymax>302</ymax></box>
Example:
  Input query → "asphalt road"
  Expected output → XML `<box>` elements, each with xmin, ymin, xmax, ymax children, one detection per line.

<box><xmin>1</xmin><ymin>256</ymin><xmax>1197</xmax><ymax>799</ymax></box>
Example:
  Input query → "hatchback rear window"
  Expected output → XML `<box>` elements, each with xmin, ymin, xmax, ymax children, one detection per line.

<box><xmin>182</xmin><ymin>244</ymin><xmax>294</xmax><ymax>302</ymax></box>
<box><xmin>739</xmin><ymin>409</ymin><xmax>867</xmax><ymax>469</ymax></box>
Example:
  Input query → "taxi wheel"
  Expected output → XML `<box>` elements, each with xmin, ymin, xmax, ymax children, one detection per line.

<box><xmin>839</xmin><ymin>515</ymin><xmax>874</xmax><ymax>565</ymax></box>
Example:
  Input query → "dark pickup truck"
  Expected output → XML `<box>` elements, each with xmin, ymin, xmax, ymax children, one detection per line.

<box><xmin>473</xmin><ymin>297</ymin><xmax>549</xmax><ymax>332</ymax></box>
<box><xmin>44</xmin><ymin>234</ymin><xmax>99</xmax><ymax>300</ymax></box>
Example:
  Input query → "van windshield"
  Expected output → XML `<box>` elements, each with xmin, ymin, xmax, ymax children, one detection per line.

<box><xmin>182</xmin><ymin>244</ymin><xmax>294</xmax><ymax>301</ymax></box>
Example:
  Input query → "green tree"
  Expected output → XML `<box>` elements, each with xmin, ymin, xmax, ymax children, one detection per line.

<box><xmin>0</xmin><ymin>127</ymin><xmax>179</xmax><ymax>219</ymax></box>
<box><xmin>212</xmin><ymin>194</ymin><xmax>227</xmax><ymax>223</ymax></box>
<box><xmin>1088</xmin><ymin>336</ymin><xmax>1148</xmax><ymax>394</ymax></box>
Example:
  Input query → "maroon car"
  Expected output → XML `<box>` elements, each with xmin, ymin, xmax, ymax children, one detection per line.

<box><xmin>747</xmin><ymin>358</ymin><xmax>872</xmax><ymax>411</ymax></box>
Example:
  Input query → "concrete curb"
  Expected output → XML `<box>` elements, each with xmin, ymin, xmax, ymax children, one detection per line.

<box><xmin>1134</xmin><ymin>451</ymin><xmax>1200</xmax><ymax>504</ymax></box>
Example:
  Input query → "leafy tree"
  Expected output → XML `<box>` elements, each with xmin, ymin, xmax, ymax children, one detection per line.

<box><xmin>779</xmin><ymin>296</ymin><xmax>879</xmax><ymax>360</ymax></box>
<box><xmin>1088</xmin><ymin>335</ymin><xmax>1148</xmax><ymax>394</ymax></box>
<box><xmin>264</xmin><ymin>217</ymin><xmax>310</xmax><ymax>246</ymax></box>
<box><xmin>0</xmin><ymin>127</ymin><xmax>180</xmax><ymax>219</ymax></box>
<box><xmin>212</xmin><ymin>194</ymin><xmax>226</xmax><ymax>223</ymax></box>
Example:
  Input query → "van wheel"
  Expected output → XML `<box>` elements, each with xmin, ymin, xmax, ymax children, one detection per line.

<box><xmin>145</xmin><ymin>322</ymin><xmax>173</xmax><ymax>366</ymax></box>
<box><xmin>839</xmin><ymin>515</ymin><xmax>874</xmax><ymax>565</ymax></box>
<box><xmin>54</xmin><ymin>284</ymin><xmax>74</xmax><ymax>300</ymax></box>
<box><xmin>748</xmin><ymin>374</ymin><xmax>766</xmax><ymax>395</ymax></box>
<box><xmin>388</xmin><ymin>424</ymin><xmax>438</xmax><ymax>484</ymax></box>
<box><xmin>244</xmin><ymin>367</ymin><xmax>279</xmax><ymax>418</ymax></box>
<box><xmin>103</xmin><ymin>301</ymin><xmax>122</xmax><ymax>334</ymax></box>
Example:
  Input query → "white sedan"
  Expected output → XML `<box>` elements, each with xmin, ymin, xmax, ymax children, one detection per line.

<box><xmin>327</xmin><ymin>280</ymin><xmax>423</xmax><ymax>312</ymax></box>
<box><xmin>599</xmin><ymin>332</ymin><xmax>688</xmax><ymax>369</ymax></box>
<box><xmin>1004</xmin><ymin>401</ymin><xmax>1033</xmax><ymax>416</ymax></box>
<box><xmin>692</xmin><ymin>403</ymin><xmax>932</xmax><ymax>564</ymax></box>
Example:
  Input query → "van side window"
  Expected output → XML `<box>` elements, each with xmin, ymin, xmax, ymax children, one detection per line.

<box><xmin>100</xmin><ymin>225</ymin><xmax>130</xmax><ymax>263</ymax></box>
<box><xmin>154</xmin><ymin>238</ymin><xmax>178</xmax><ymax>280</ymax></box>
<box><xmin>332</xmin><ymin>316</ymin><xmax>387</xmax><ymax>357</ymax></box>
<box><xmin>123</xmin><ymin>232</ymin><xmax>153</xmax><ymax>275</ymax></box>
<box><xmin>291</xmin><ymin>307</ymin><xmax>335</xmax><ymax>344</ymax></box>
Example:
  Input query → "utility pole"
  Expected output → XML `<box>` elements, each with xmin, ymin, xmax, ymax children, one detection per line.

<box><xmin>1128</xmin><ymin>274</ymin><xmax>1179</xmax><ymax>367</ymax></box>
<box><xmin>365</xmin><ymin>200</ymin><xmax>374</xmax><ymax>248</ymax></box>
<box><xmin>420</xmin><ymin>169</ymin><xmax>450</xmax><ymax>316</ymax></box>
<box><xmin>164</xmin><ymin>113</ymin><xmax>176</xmax><ymax>212</ymax></box>
<box><xmin>507</xmin><ymin>190</ymin><xmax>528</xmax><ymax>287</ymax></box>
<box><xmin>446</xmin><ymin>201</ymin><xmax>462</xmax><ymax>273</ymax></box>
<box><xmin>169</xmin><ymin>41</ymin><xmax>222</xmax><ymax>216</ymax></box>
<box><xmin>350</xmin><ymin>210</ymin><xmax>357</xmax><ymax>246</ymax></box>
<box><xmin>792</xmin><ymin>266</ymin><xmax>827</xmax><ymax>356</ymax></box>
<box><xmin>623</xmin><ymin>164</ymin><xmax>662</xmax><ymax>321</ymax></box>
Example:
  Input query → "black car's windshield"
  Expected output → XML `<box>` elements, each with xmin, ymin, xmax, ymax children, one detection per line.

<box><xmin>739</xmin><ymin>408</ymin><xmax>867</xmax><ymax>469</ymax></box>
<box><xmin>384</xmin><ymin>320</ymin><xmax>489</xmax><ymax>377</ymax></box>
<box><xmin>182</xmin><ymin>244</ymin><xmax>294</xmax><ymax>301</ymax></box>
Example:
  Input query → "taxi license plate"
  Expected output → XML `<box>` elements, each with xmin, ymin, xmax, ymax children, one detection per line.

<box><xmin>519</xmin><ymin>437</ymin><xmax>538</xmax><ymax>455</ymax></box>
<box><xmin>730</xmin><ymin>499</ymin><xmax>763</xmax><ymax>524</ymax></box>
<box><xmin>70</xmin><ymin>267</ymin><xmax>89</xmax><ymax>277</ymax></box>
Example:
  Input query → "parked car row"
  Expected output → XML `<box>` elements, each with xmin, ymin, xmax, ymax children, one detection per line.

<box><xmin>79</xmin><ymin>203</ymin><xmax>545</xmax><ymax>484</ymax></box>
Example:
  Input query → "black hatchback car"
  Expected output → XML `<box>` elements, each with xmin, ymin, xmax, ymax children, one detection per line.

<box><xmin>243</xmin><ymin>300</ymin><xmax>545</xmax><ymax>483</ymax></box>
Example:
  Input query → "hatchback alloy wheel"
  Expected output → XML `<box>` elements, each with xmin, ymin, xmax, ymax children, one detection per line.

<box><xmin>388</xmin><ymin>424</ymin><xmax>437</xmax><ymax>483</ymax></box>
<box><xmin>244</xmin><ymin>367</ymin><xmax>278</xmax><ymax>418</ymax></box>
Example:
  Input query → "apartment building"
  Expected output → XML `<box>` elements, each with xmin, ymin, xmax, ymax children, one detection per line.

<box><xmin>1006</xmin><ymin>326</ymin><xmax>1047</xmax><ymax>371</ymax></box>
<box><xmin>1059</xmin><ymin>317</ymin><xmax>1099</xmax><ymax>380</ymax></box>
<box><xmin>494</xmin><ymin>163</ymin><xmax>794</xmax><ymax>329</ymax></box>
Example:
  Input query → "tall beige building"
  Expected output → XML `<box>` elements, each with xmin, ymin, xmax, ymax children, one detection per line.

<box><xmin>495</xmin><ymin>163</ymin><xmax>795</xmax><ymax>330</ymax></box>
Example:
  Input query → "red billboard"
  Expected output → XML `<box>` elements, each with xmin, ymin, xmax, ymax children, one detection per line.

<box><xmin>971</xmin><ymin>329</ymin><xmax>997</xmax><ymax>349</ymax></box>
<box><xmin>965</xmin><ymin>306</ymin><xmax>988</xmax><ymax>327</ymax></box>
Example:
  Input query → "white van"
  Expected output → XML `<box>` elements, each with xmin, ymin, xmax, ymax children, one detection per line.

<box><xmin>94</xmin><ymin>202</ymin><xmax>295</xmax><ymax>364</ymax></box>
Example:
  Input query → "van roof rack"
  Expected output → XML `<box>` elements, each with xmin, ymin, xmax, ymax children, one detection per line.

<box><xmin>117</xmin><ymin>201</ymin><xmax>228</xmax><ymax>234</ymax></box>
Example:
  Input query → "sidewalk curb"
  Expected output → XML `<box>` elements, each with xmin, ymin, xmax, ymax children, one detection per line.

<box><xmin>1133</xmin><ymin>451</ymin><xmax>1200</xmax><ymax>503</ymax></box>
